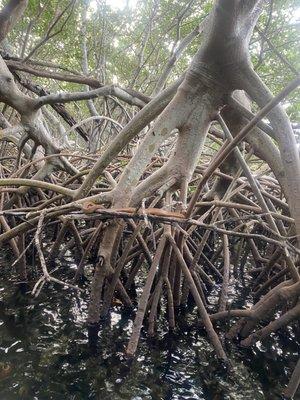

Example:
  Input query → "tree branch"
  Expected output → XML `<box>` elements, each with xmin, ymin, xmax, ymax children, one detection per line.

<box><xmin>0</xmin><ymin>0</ymin><xmax>28</xmax><ymax>43</ymax></box>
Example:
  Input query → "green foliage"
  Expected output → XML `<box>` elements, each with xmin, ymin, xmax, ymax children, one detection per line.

<box><xmin>3</xmin><ymin>0</ymin><xmax>300</xmax><ymax>122</ymax></box>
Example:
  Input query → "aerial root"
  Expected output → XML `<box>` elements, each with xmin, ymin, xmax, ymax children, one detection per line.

<box><xmin>1</xmin><ymin>152</ymin><xmax>299</xmax><ymax>394</ymax></box>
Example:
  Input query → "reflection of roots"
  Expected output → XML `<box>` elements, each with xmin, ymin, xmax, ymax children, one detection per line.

<box><xmin>1</xmin><ymin>0</ymin><xmax>300</xmax><ymax>395</ymax></box>
<box><xmin>1</xmin><ymin>152</ymin><xmax>299</xmax><ymax>365</ymax></box>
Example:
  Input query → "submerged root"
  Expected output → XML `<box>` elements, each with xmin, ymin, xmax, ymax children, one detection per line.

<box><xmin>1</xmin><ymin>154</ymin><xmax>299</xmax><ymax>362</ymax></box>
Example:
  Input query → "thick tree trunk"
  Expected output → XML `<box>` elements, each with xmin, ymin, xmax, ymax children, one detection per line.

<box><xmin>1</xmin><ymin>3</ymin><xmax>299</xmax><ymax>388</ymax></box>
<box><xmin>86</xmin><ymin>0</ymin><xmax>284</xmax><ymax>354</ymax></box>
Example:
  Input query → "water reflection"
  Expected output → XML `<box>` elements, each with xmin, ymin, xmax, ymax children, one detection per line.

<box><xmin>0</xmin><ymin>253</ymin><xmax>298</xmax><ymax>399</ymax></box>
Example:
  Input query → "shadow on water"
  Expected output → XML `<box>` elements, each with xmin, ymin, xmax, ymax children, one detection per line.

<box><xmin>0</xmin><ymin>252</ymin><xmax>299</xmax><ymax>400</ymax></box>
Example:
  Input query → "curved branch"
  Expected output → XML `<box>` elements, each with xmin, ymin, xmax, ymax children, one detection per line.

<box><xmin>75</xmin><ymin>76</ymin><xmax>183</xmax><ymax>199</ymax></box>
<box><xmin>186</xmin><ymin>75</ymin><xmax>300</xmax><ymax>217</ymax></box>
<box><xmin>0</xmin><ymin>178</ymin><xmax>74</xmax><ymax>197</ymax></box>
<box><xmin>240</xmin><ymin>68</ymin><xmax>300</xmax><ymax>239</ymax></box>
<box><xmin>65</xmin><ymin>115</ymin><xmax>123</xmax><ymax>134</ymax></box>
<box><xmin>36</xmin><ymin>84</ymin><xmax>146</xmax><ymax>109</ymax></box>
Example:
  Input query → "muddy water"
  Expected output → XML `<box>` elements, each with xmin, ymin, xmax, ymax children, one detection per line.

<box><xmin>0</xmin><ymin>251</ymin><xmax>299</xmax><ymax>400</ymax></box>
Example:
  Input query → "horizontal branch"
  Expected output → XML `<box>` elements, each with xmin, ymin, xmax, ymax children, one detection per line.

<box><xmin>35</xmin><ymin>84</ymin><xmax>146</xmax><ymax>109</ymax></box>
<box><xmin>60</xmin><ymin>209</ymin><xmax>299</xmax><ymax>254</ymax></box>
<box><xmin>0</xmin><ymin>178</ymin><xmax>74</xmax><ymax>197</ymax></box>
<box><xmin>13</xmin><ymin>71</ymin><xmax>89</xmax><ymax>141</ymax></box>
<box><xmin>4</xmin><ymin>56</ymin><xmax>150</xmax><ymax>108</ymax></box>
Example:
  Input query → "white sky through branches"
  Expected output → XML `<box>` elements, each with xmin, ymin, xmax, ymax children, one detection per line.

<box><xmin>90</xmin><ymin>0</ymin><xmax>138</xmax><ymax>11</ymax></box>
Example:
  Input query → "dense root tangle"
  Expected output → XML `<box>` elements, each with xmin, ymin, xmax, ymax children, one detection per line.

<box><xmin>0</xmin><ymin>0</ymin><xmax>299</xmax><ymax>397</ymax></box>
<box><xmin>1</xmin><ymin>132</ymin><xmax>300</xmax><ymax>392</ymax></box>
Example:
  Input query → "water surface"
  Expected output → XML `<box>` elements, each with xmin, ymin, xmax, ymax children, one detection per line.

<box><xmin>0</xmin><ymin>252</ymin><xmax>298</xmax><ymax>399</ymax></box>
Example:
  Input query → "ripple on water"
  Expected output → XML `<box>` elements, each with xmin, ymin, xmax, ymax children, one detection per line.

<box><xmin>0</xmin><ymin>252</ymin><xmax>299</xmax><ymax>400</ymax></box>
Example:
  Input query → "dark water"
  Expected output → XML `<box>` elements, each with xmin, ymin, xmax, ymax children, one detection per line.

<box><xmin>0</xmin><ymin>251</ymin><xmax>299</xmax><ymax>400</ymax></box>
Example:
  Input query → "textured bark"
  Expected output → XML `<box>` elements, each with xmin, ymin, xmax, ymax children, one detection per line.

<box><xmin>1</xmin><ymin>1</ymin><xmax>299</xmax><ymax>378</ymax></box>
<box><xmin>0</xmin><ymin>0</ymin><xmax>28</xmax><ymax>43</ymax></box>
<box><xmin>240</xmin><ymin>68</ymin><xmax>300</xmax><ymax>239</ymax></box>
